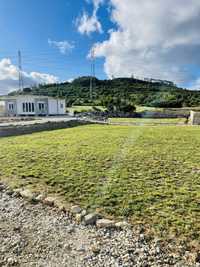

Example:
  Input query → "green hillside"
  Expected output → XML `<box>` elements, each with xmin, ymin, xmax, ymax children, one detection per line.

<box><xmin>10</xmin><ymin>76</ymin><xmax>200</xmax><ymax>108</ymax></box>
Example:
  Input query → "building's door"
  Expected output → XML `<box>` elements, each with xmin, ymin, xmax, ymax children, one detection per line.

<box><xmin>7</xmin><ymin>102</ymin><xmax>16</xmax><ymax>116</ymax></box>
<box><xmin>37</xmin><ymin>102</ymin><xmax>47</xmax><ymax>115</ymax></box>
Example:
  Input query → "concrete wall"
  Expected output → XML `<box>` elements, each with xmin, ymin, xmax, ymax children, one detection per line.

<box><xmin>58</xmin><ymin>99</ymin><xmax>66</xmax><ymax>114</ymax></box>
<box><xmin>48</xmin><ymin>99</ymin><xmax>58</xmax><ymax>115</ymax></box>
<box><xmin>0</xmin><ymin>120</ymin><xmax>94</xmax><ymax>137</ymax></box>
<box><xmin>0</xmin><ymin>101</ymin><xmax>6</xmax><ymax>116</ymax></box>
<box><xmin>17</xmin><ymin>96</ymin><xmax>36</xmax><ymax>116</ymax></box>
<box><xmin>35</xmin><ymin>98</ymin><xmax>48</xmax><ymax>115</ymax></box>
<box><xmin>48</xmin><ymin>99</ymin><xmax>65</xmax><ymax>115</ymax></box>
<box><xmin>190</xmin><ymin>111</ymin><xmax>200</xmax><ymax>125</ymax></box>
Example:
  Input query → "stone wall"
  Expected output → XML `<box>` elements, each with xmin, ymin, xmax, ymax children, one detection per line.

<box><xmin>0</xmin><ymin>120</ymin><xmax>94</xmax><ymax>138</ymax></box>
<box><xmin>189</xmin><ymin>111</ymin><xmax>200</xmax><ymax>125</ymax></box>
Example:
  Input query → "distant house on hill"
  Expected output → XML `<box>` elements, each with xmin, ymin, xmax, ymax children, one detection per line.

<box><xmin>0</xmin><ymin>95</ymin><xmax>66</xmax><ymax>116</ymax></box>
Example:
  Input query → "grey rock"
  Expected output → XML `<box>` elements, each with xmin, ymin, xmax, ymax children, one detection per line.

<box><xmin>35</xmin><ymin>194</ymin><xmax>45</xmax><ymax>202</ymax></box>
<box><xmin>115</xmin><ymin>221</ymin><xmax>131</xmax><ymax>229</ymax></box>
<box><xmin>84</xmin><ymin>213</ymin><xmax>99</xmax><ymax>225</ymax></box>
<box><xmin>43</xmin><ymin>196</ymin><xmax>55</xmax><ymax>206</ymax></box>
<box><xmin>96</xmin><ymin>219</ymin><xmax>115</xmax><ymax>228</ymax></box>
<box><xmin>71</xmin><ymin>205</ymin><xmax>82</xmax><ymax>214</ymax></box>
<box><xmin>20</xmin><ymin>189</ymin><xmax>35</xmax><ymax>202</ymax></box>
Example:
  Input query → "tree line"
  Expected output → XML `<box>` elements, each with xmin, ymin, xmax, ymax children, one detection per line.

<box><xmin>9</xmin><ymin>76</ymin><xmax>200</xmax><ymax>108</ymax></box>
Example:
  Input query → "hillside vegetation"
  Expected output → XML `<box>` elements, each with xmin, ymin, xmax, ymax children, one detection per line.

<box><xmin>10</xmin><ymin>76</ymin><xmax>200</xmax><ymax>108</ymax></box>
<box><xmin>1</xmin><ymin>124</ymin><xmax>200</xmax><ymax>242</ymax></box>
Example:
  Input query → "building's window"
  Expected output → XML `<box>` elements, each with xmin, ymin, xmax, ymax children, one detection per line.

<box><xmin>60</xmin><ymin>103</ymin><xmax>64</xmax><ymax>108</ymax></box>
<box><xmin>28</xmin><ymin>103</ymin><xmax>32</xmax><ymax>112</ymax></box>
<box><xmin>38</xmin><ymin>103</ymin><xmax>45</xmax><ymax>111</ymax></box>
<box><xmin>8</xmin><ymin>103</ymin><xmax>14</xmax><ymax>111</ymax></box>
<box><xmin>22</xmin><ymin>102</ymin><xmax>35</xmax><ymax>113</ymax></box>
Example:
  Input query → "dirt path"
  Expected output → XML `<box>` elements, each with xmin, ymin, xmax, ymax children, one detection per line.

<box><xmin>0</xmin><ymin>186</ymin><xmax>191</xmax><ymax>267</ymax></box>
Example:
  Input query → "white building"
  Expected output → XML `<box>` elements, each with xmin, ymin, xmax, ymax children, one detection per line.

<box><xmin>0</xmin><ymin>95</ymin><xmax>66</xmax><ymax>116</ymax></box>
<box><xmin>189</xmin><ymin>110</ymin><xmax>200</xmax><ymax>125</ymax></box>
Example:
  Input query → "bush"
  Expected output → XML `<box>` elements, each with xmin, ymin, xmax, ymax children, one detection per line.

<box><xmin>102</xmin><ymin>97</ymin><xmax>136</xmax><ymax>114</ymax></box>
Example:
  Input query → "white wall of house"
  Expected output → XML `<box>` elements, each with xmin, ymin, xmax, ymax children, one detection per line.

<box><xmin>48</xmin><ymin>99</ymin><xmax>59</xmax><ymax>115</ymax></box>
<box><xmin>48</xmin><ymin>99</ymin><xmax>66</xmax><ymax>115</ymax></box>
<box><xmin>0</xmin><ymin>100</ymin><xmax>6</xmax><ymax>116</ymax></box>
<box><xmin>2</xmin><ymin>95</ymin><xmax>66</xmax><ymax>116</ymax></box>
<box><xmin>190</xmin><ymin>111</ymin><xmax>200</xmax><ymax>125</ymax></box>
<box><xmin>17</xmin><ymin>96</ymin><xmax>36</xmax><ymax>115</ymax></box>
<box><xmin>58</xmin><ymin>99</ymin><xmax>66</xmax><ymax>115</ymax></box>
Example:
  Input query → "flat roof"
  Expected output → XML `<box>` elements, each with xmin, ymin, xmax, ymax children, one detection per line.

<box><xmin>0</xmin><ymin>95</ymin><xmax>64</xmax><ymax>101</ymax></box>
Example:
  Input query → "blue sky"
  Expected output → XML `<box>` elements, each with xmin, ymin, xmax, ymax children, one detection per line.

<box><xmin>1</xmin><ymin>0</ymin><xmax>200</xmax><ymax>94</ymax></box>
<box><xmin>0</xmin><ymin>0</ymin><xmax>111</xmax><ymax>83</ymax></box>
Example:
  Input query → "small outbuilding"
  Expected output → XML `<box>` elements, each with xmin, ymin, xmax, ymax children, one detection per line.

<box><xmin>0</xmin><ymin>95</ymin><xmax>66</xmax><ymax>116</ymax></box>
<box><xmin>189</xmin><ymin>110</ymin><xmax>200</xmax><ymax>125</ymax></box>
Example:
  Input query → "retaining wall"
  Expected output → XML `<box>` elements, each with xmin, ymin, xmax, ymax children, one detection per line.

<box><xmin>0</xmin><ymin>120</ymin><xmax>94</xmax><ymax>138</ymax></box>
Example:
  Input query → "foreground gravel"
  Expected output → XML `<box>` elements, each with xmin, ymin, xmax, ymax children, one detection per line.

<box><xmin>0</xmin><ymin>186</ymin><xmax>196</xmax><ymax>267</ymax></box>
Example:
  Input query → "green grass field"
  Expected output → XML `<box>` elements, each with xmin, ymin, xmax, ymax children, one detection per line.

<box><xmin>1</xmin><ymin>124</ymin><xmax>200</xmax><ymax>242</ymax></box>
<box><xmin>108</xmin><ymin>118</ymin><xmax>187</xmax><ymax>124</ymax></box>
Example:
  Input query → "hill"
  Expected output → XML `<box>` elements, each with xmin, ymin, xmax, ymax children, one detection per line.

<box><xmin>9</xmin><ymin>76</ymin><xmax>200</xmax><ymax>108</ymax></box>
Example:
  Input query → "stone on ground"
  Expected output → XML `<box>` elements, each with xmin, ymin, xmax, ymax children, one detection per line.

<box><xmin>84</xmin><ymin>213</ymin><xmax>99</xmax><ymax>225</ymax></box>
<box><xmin>43</xmin><ymin>196</ymin><xmax>55</xmax><ymax>206</ymax></box>
<box><xmin>96</xmin><ymin>219</ymin><xmax>115</xmax><ymax>228</ymax></box>
<box><xmin>115</xmin><ymin>221</ymin><xmax>131</xmax><ymax>229</ymax></box>
<box><xmin>71</xmin><ymin>205</ymin><xmax>82</xmax><ymax>214</ymax></box>
<box><xmin>19</xmin><ymin>189</ymin><xmax>35</xmax><ymax>202</ymax></box>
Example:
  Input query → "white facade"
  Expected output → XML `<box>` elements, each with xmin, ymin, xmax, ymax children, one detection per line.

<box><xmin>190</xmin><ymin>111</ymin><xmax>200</xmax><ymax>125</ymax></box>
<box><xmin>0</xmin><ymin>100</ymin><xmax>6</xmax><ymax>116</ymax></box>
<box><xmin>1</xmin><ymin>95</ymin><xmax>66</xmax><ymax>116</ymax></box>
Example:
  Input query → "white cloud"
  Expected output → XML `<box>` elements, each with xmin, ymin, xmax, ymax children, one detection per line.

<box><xmin>93</xmin><ymin>0</ymin><xmax>200</xmax><ymax>86</ymax></box>
<box><xmin>77</xmin><ymin>12</ymin><xmax>102</xmax><ymax>35</ymax></box>
<box><xmin>0</xmin><ymin>58</ymin><xmax>59</xmax><ymax>95</ymax></box>
<box><xmin>76</xmin><ymin>0</ymin><xmax>104</xmax><ymax>35</ymax></box>
<box><xmin>92</xmin><ymin>0</ymin><xmax>104</xmax><ymax>10</ymax></box>
<box><xmin>188</xmin><ymin>78</ymin><xmax>200</xmax><ymax>90</ymax></box>
<box><xmin>67</xmin><ymin>78</ymin><xmax>74</xmax><ymax>83</ymax></box>
<box><xmin>48</xmin><ymin>39</ymin><xmax>74</xmax><ymax>54</ymax></box>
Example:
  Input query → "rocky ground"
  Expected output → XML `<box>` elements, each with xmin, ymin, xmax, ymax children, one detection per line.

<box><xmin>0</xmin><ymin>185</ymin><xmax>197</xmax><ymax>267</ymax></box>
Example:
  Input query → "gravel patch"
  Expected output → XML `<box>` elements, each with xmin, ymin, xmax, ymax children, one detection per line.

<box><xmin>0</xmin><ymin>187</ymin><xmax>196</xmax><ymax>267</ymax></box>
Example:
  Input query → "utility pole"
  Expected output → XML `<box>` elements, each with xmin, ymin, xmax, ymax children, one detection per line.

<box><xmin>90</xmin><ymin>48</ymin><xmax>95</xmax><ymax>101</ymax></box>
<box><xmin>18</xmin><ymin>50</ymin><xmax>24</xmax><ymax>91</ymax></box>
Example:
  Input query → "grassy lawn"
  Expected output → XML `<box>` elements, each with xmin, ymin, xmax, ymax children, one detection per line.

<box><xmin>1</xmin><ymin>124</ymin><xmax>200</xmax><ymax>241</ymax></box>
<box><xmin>109</xmin><ymin>117</ymin><xmax>187</xmax><ymax>124</ymax></box>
